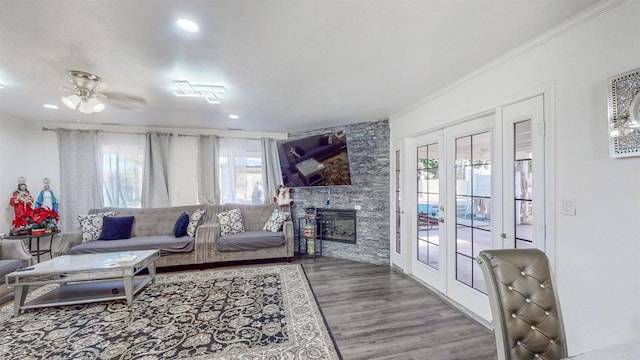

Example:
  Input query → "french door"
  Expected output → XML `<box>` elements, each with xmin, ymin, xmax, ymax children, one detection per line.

<box><xmin>502</xmin><ymin>95</ymin><xmax>545</xmax><ymax>251</ymax></box>
<box><xmin>412</xmin><ymin>131</ymin><xmax>446</xmax><ymax>293</ymax></box>
<box><xmin>390</xmin><ymin>140</ymin><xmax>407</xmax><ymax>270</ymax></box>
<box><xmin>407</xmin><ymin>95</ymin><xmax>546</xmax><ymax>321</ymax></box>
<box><xmin>444</xmin><ymin>114</ymin><xmax>500</xmax><ymax>318</ymax></box>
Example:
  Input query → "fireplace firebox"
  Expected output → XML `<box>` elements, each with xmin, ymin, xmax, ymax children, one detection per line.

<box><xmin>316</xmin><ymin>208</ymin><xmax>356</xmax><ymax>244</ymax></box>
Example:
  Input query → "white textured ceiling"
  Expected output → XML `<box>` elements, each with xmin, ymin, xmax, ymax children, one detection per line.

<box><xmin>0</xmin><ymin>0</ymin><xmax>599</xmax><ymax>132</ymax></box>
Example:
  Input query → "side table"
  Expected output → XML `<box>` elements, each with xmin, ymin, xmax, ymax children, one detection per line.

<box><xmin>2</xmin><ymin>230</ymin><xmax>59</xmax><ymax>263</ymax></box>
<box><xmin>297</xmin><ymin>216</ymin><xmax>322</xmax><ymax>260</ymax></box>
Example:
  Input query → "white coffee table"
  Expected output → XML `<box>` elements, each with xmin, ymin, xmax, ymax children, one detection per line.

<box><xmin>6</xmin><ymin>250</ymin><xmax>159</xmax><ymax>317</ymax></box>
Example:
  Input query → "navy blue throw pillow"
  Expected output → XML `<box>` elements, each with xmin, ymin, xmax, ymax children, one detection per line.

<box><xmin>98</xmin><ymin>216</ymin><xmax>135</xmax><ymax>240</ymax></box>
<box><xmin>174</xmin><ymin>212</ymin><xmax>190</xmax><ymax>238</ymax></box>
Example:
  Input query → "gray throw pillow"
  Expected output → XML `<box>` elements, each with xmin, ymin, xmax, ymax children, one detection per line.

<box><xmin>217</xmin><ymin>209</ymin><xmax>245</xmax><ymax>236</ymax></box>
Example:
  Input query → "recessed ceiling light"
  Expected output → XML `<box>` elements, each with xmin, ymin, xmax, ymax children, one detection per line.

<box><xmin>177</xmin><ymin>19</ymin><xmax>199</xmax><ymax>33</ymax></box>
<box><xmin>43</xmin><ymin>104</ymin><xmax>59</xmax><ymax>109</ymax></box>
<box><xmin>229</xmin><ymin>114</ymin><xmax>239</xmax><ymax>119</ymax></box>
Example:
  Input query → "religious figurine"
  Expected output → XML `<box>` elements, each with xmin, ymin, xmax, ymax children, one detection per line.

<box><xmin>9</xmin><ymin>176</ymin><xmax>34</xmax><ymax>220</ymax></box>
<box><xmin>36</xmin><ymin>177</ymin><xmax>59</xmax><ymax>212</ymax></box>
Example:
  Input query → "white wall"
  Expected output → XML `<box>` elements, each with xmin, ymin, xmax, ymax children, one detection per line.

<box><xmin>0</xmin><ymin>115</ymin><xmax>60</xmax><ymax>232</ymax></box>
<box><xmin>391</xmin><ymin>0</ymin><xmax>640</xmax><ymax>354</ymax></box>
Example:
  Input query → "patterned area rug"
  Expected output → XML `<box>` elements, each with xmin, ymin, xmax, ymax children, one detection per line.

<box><xmin>0</xmin><ymin>264</ymin><xmax>340</xmax><ymax>360</ymax></box>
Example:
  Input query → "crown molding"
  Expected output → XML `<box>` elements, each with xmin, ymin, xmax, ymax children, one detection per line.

<box><xmin>392</xmin><ymin>0</ymin><xmax>628</xmax><ymax>120</ymax></box>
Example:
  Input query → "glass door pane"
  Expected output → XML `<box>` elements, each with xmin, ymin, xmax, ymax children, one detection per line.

<box><xmin>503</xmin><ymin>94</ymin><xmax>545</xmax><ymax>253</ymax></box>
<box><xmin>514</xmin><ymin>120</ymin><xmax>534</xmax><ymax>249</ymax></box>
<box><xmin>395</xmin><ymin>150</ymin><xmax>401</xmax><ymax>254</ymax></box>
<box><xmin>455</xmin><ymin>131</ymin><xmax>491</xmax><ymax>294</ymax></box>
<box><xmin>417</xmin><ymin>144</ymin><xmax>440</xmax><ymax>270</ymax></box>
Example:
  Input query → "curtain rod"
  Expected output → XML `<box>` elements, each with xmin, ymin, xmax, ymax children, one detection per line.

<box><xmin>42</xmin><ymin>127</ymin><xmax>179</xmax><ymax>136</ymax></box>
<box><xmin>42</xmin><ymin>127</ymin><xmax>278</xmax><ymax>140</ymax></box>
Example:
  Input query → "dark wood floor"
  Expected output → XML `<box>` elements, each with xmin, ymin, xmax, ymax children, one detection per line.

<box><xmin>300</xmin><ymin>257</ymin><xmax>497</xmax><ymax>360</ymax></box>
<box><xmin>0</xmin><ymin>256</ymin><xmax>497</xmax><ymax>359</ymax></box>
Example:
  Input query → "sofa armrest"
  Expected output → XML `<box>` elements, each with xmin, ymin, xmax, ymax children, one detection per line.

<box><xmin>0</xmin><ymin>239</ymin><xmax>33</xmax><ymax>267</ymax></box>
<box><xmin>195</xmin><ymin>223</ymin><xmax>220</xmax><ymax>263</ymax></box>
<box><xmin>53</xmin><ymin>232</ymin><xmax>83</xmax><ymax>257</ymax></box>
<box><xmin>283</xmin><ymin>220</ymin><xmax>294</xmax><ymax>257</ymax></box>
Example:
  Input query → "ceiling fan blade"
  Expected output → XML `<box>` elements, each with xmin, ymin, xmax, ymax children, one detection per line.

<box><xmin>59</xmin><ymin>86</ymin><xmax>76</xmax><ymax>94</ymax></box>
<box><xmin>102</xmin><ymin>91</ymin><xmax>147</xmax><ymax>111</ymax></box>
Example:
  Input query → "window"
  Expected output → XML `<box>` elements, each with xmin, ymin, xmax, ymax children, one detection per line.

<box><xmin>100</xmin><ymin>133</ymin><xmax>145</xmax><ymax>208</ymax></box>
<box><xmin>219</xmin><ymin>138</ymin><xmax>264</xmax><ymax>204</ymax></box>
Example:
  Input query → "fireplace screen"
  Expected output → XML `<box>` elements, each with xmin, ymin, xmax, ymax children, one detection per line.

<box><xmin>316</xmin><ymin>208</ymin><xmax>356</xmax><ymax>243</ymax></box>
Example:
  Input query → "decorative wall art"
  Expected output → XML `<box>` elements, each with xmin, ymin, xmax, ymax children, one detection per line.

<box><xmin>608</xmin><ymin>67</ymin><xmax>640</xmax><ymax>158</ymax></box>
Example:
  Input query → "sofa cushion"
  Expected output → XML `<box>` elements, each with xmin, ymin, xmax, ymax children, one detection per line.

<box><xmin>187</xmin><ymin>209</ymin><xmax>206</xmax><ymax>238</ymax></box>
<box><xmin>173</xmin><ymin>212</ymin><xmax>190</xmax><ymax>238</ymax></box>
<box><xmin>0</xmin><ymin>259</ymin><xmax>21</xmax><ymax>285</ymax></box>
<box><xmin>99</xmin><ymin>216</ymin><xmax>135</xmax><ymax>240</ymax></box>
<box><xmin>70</xmin><ymin>235</ymin><xmax>194</xmax><ymax>256</ymax></box>
<box><xmin>217</xmin><ymin>231</ymin><xmax>285</xmax><ymax>252</ymax></box>
<box><xmin>263</xmin><ymin>210</ymin><xmax>290</xmax><ymax>232</ymax></box>
<box><xmin>77</xmin><ymin>211</ymin><xmax>115</xmax><ymax>243</ymax></box>
<box><xmin>217</xmin><ymin>209</ymin><xmax>245</xmax><ymax>236</ymax></box>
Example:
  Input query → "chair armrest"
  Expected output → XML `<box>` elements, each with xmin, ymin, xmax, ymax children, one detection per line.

<box><xmin>195</xmin><ymin>223</ymin><xmax>220</xmax><ymax>264</ymax></box>
<box><xmin>0</xmin><ymin>239</ymin><xmax>33</xmax><ymax>267</ymax></box>
<box><xmin>52</xmin><ymin>232</ymin><xmax>83</xmax><ymax>257</ymax></box>
<box><xmin>283</xmin><ymin>220</ymin><xmax>294</xmax><ymax>257</ymax></box>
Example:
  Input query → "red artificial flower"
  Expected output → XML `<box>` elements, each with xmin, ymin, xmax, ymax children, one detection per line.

<box><xmin>12</xmin><ymin>206</ymin><xmax>59</xmax><ymax>229</ymax></box>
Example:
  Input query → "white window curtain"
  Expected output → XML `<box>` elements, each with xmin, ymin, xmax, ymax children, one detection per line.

<box><xmin>100</xmin><ymin>132</ymin><xmax>146</xmax><ymax>208</ymax></box>
<box><xmin>142</xmin><ymin>132</ymin><xmax>171</xmax><ymax>208</ymax></box>
<box><xmin>261</xmin><ymin>137</ymin><xmax>283</xmax><ymax>204</ymax></box>
<box><xmin>57</xmin><ymin>129</ymin><xmax>102</xmax><ymax>232</ymax></box>
<box><xmin>197</xmin><ymin>135</ymin><xmax>220</xmax><ymax>205</ymax></box>
<box><xmin>219</xmin><ymin>138</ymin><xmax>263</xmax><ymax>204</ymax></box>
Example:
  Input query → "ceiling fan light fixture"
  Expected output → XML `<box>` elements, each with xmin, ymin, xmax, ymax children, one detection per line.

<box><xmin>93</xmin><ymin>102</ymin><xmax>106</xmax><ymax>113</ymax></box>
<box><xmin>78</xmin><ymin>97</ymin><xmax>105</xmax><ymax>113</ymax></box>
<box><xmin>62</xmin><ymin>94</ymin><xmax>81</xmax><ymax>109</ymax></box>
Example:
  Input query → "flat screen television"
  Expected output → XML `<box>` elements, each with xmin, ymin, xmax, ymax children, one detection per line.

<box><xmin>277</xmin><ymin>130</ymin><xmax>352</xmax><ymax>187</ymax></box>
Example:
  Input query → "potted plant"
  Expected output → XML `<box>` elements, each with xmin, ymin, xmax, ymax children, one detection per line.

<box><xmin>12</xmin><ymin>206</ymin><xmax>59</xmax><ymax>235</ymax></box>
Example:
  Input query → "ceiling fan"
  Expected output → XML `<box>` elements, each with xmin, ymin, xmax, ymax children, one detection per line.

<box><xmin>60</xmin><ymin>70</ymin><xmax>147</xmax><ymax>114</ymax></box>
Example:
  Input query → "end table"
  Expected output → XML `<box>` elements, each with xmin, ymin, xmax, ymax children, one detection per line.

<box><xmin>2</xmin><ymin>230</ymin><xmax>59</xmax><ymax>263</ymax></box>
<box><xmin>297</xmin><ymin>216</ymin><xmax>322</xmax><ymax>260</ymax></box>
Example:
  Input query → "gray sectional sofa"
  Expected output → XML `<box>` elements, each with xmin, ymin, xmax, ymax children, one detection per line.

<box><xmin>55</xmin><ymin>203</ymin><xmax>294</xmax><ymax>268</ymax></box>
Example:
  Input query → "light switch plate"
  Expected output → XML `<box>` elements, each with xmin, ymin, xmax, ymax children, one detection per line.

<box><xmin>561</xmin><ymin>198</ymin><xmax>576</xmax><ymax>216</ymax></box>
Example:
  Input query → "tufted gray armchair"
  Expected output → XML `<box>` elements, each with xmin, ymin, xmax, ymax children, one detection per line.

<box><xmin>477</xmin><ymin>249</ymin><xmax>567</xmax><ymax>360</ymax></box>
